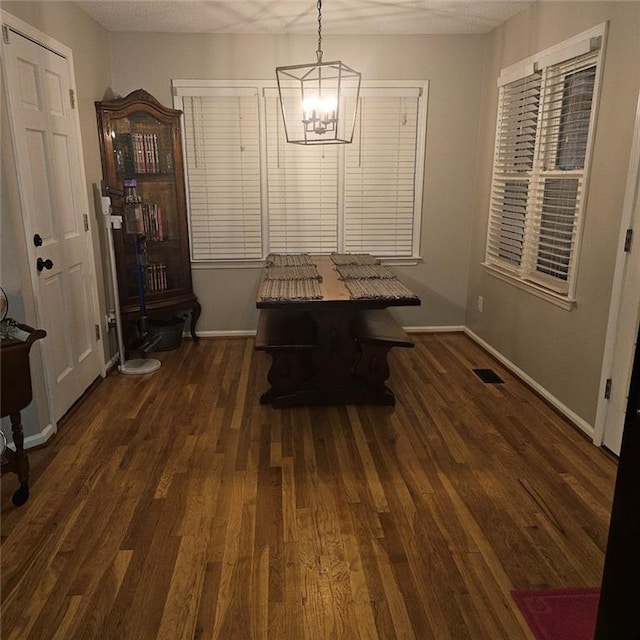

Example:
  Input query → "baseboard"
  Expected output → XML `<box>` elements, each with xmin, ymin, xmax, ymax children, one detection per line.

<box><xmin>190</xmin><ymin>326</ymin><xmax>464</xmax><ymax>338</ymax></box>
<box><xmin>404</xmin><ymin>325</ymin><xmax>465</xmax><ymax>333</ymax></box>
<box><xmin>5</xmin><ymin>421</ymin><xmax>57</xmax><ymax>451</ymax></box>
<box><xmin>464</xmin><ymin>328</ymin><xmax>594</xmax><ymax>439</ymax></box>
<box><xmin>104</xmin><ymin>354</ymin><xmax>118</xmax><ymax>372</ymax></box>
<box><xmin>187</xmin><ymin>329</ymin><xmax>257</xmax><ymax>338</ymax></box>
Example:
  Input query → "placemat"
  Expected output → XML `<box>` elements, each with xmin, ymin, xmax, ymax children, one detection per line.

<box><xmin>330</xmin><ymin>253</ymin><xmax>379</xmax><ymax>266</ymax></box>
<box><xmin>345</xmin><ymin>278</ymin><xmax>419</xmax><ymax>301</ymax></box>
<box><xmin>264</xmin><ymin>265</ymin><xmax>322</xmax><ymax>281</ymax></box>
<box><xmin>258</xmin><ymin>278</ymin><xmax>323</xmax><ymax>301</ymax></box>
<box><xmin>265</xmin><ymin>253</ymin><xmax>315</xmax><ymax>267</ymax></box>
<box><xmin>336</xmin><ymin>264</ymin><xmax>396</xmax><ymax>280</ymax></box>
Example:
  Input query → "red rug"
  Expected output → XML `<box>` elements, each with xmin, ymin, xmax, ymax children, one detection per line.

<box><xmin>511</xmin><ymin>587</ymin><xmax>600</xmax><ymax>640</ymax></box>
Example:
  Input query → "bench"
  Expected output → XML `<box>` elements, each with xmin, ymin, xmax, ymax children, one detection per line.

<box><xmin>255</xmin><ymin>308</ymin><xmax>316</xmax><ymax>351</ymax></box>
<box><xmin>255</xmin><ymin>309</ymin><xmax>316</xmax><ymax>403</ymax></box>
<box><xmin>353</xmin><ymin>309</ymin><xmax>414</xmax><ymax>397</ymax></box>
<box><xmin>353</xmin><ymin>308</ymin><xmax>414</xmax><ymax>348</ymax></box>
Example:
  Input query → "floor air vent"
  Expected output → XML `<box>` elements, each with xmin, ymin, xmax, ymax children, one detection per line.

<box><xmin>473</xmin><ymin>368</ymin><xmax>504</xmax><ymax>384</ymax></box>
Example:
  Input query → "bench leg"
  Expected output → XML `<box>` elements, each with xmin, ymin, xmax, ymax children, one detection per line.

<box><xmin>260</xmin><ymin>350</ymin><xmax>314</xmax><ymax>404</ymax></box>
<box><xmin>354</xmin><ymin>343</ymin><xmax>395</xmax><ymax>405</ymax></box>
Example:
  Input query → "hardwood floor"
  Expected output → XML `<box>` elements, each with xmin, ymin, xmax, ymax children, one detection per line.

<box><xmin>1</xmin><ymin>333</ymin><xmax>617</xmax><ymax>639</ymax></box>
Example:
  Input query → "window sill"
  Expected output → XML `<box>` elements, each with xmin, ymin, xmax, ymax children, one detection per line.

<box><xmin>191</xmin><ymin>259</ymin><xmax>265</xmax><ymax>269</ymax></box>
<box><xmin>379</xmin><ymin>256</ymin><xmax>421</xmax><ymax>267</ymax></box>
<box><xmin>482</xmin><ymin>263</ymin><xmax>576</xmax><ymax>311</ymax></box>
<box><xmin>191</xmin><ymin>255</ymin><xmax>422</xmax><ymax>269</ymax></box>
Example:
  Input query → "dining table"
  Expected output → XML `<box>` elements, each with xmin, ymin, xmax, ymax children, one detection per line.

<box><xmin>255</xmin><ymin>253</ymin><xmax>421</xmax><ymax>407</ymax></box>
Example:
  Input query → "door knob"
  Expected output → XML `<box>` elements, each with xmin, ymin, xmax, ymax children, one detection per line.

<box><xmin>37</xmin><ymin>257</ymin><xmax>54</xmax><ymax>272</ymax></box>
<box><xmin>33</xmin><ymin>233</ymin><xmax>43</xmax><ymax>247</ymax></box>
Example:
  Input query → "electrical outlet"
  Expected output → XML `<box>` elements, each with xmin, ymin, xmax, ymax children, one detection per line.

<box><xmin>477</xmin><ymin>296</ymin><xmax>484</xmax><ymax>313</ymax></box>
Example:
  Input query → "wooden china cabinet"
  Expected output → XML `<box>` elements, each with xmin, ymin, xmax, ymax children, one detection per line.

<box><xmin>95</xmin><ymin>89</ymin><xmax>200</xmax><ymax>349</ymax></box>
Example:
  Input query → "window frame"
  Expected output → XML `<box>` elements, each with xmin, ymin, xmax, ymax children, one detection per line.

<box><xmin>483</xmin><ymin>23</ymin><xmax>607</xmax><ymax>309</ymax></box>
<box><xmin>173</xmin><ymin>79</ymin><xmax>428</xmax><ymax>267</ymax></box>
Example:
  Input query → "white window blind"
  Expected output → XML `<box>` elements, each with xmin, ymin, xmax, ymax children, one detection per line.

<box><xmin>485</xmin><ymin>25</ymin><xmax>605</xmax><ymax>301</ymax></box>
<box><xmin>174</xmin><ymin>80</ymin><xmax>428</xmax><ymax>262</ymax></box>
<box><xmin>265</xmin><ymin>94</ymin><xmax>339</xmax><ymax>253</ymax></box>
<box><xmin>345</xmin><ymin>92</ymin><xmax>420</xmax><ymax>257</ymax></box>
<box><xmin>181</xmin><ymin>91</ymin><xmax>262</xmax><ymax>260</ymax></box>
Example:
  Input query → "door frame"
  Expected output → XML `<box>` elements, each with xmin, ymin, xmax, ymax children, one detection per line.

<box><xmin>594</xmin><ymin>89</ymin><xmax>640</xmax><ymax>451</ymax></box>
<box><xmin>1</xmin><ymin>10</ymin><xmax>105</xmax><ymax>439</ymax></box>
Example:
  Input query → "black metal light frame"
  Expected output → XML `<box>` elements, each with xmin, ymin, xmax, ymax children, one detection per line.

<box><xmin>275</xmin><ymin>0</ymin><xmax>361</xmax><ymax>145</ymax></box>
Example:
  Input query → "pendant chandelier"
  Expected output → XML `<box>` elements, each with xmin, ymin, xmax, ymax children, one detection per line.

<box><xmin>275</xmin><ymin>0</ymin><xmax>361</xmax><ymax>145</ymax></box>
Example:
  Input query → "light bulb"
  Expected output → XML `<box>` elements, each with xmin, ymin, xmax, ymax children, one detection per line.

<box><xmin>302</xmin><ymin>94</ymin><xmax>337</xmax><ymax>134</ymax></box>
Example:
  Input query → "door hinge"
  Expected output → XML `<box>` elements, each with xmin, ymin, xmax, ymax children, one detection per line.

<box><xmin>624</xmin><ymin>228</ymin><xmax>633</xmax><ymax>253</ymax></box>
<box><xmin>69</xmin><ymin>89</ymin><xmax>76</xmax><ymax>109</ymax></box>
<box><xmin>2</xmin><ymin>25</ymin><xmax>10</xmax><ymax>44</ymax></box>
<box><xmin>95</xmin><ymin>324</ymin><xmax>101</xmax><ymax>341</ymax></box>
<box><xmin>604</xmin><ymin>377</ymin><xmax>612</xmax><ymax>400</ymax></box>
<box><xmin>83</xmin><ymin>213</ymin><xmax>89</xmax><ymax>232</ymax></box>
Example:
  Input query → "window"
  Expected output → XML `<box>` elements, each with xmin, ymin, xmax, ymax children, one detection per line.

<box><xmin>344</xmin><ymin>91</ymin><xmax>421</xmax><ymax>257</ymax></box>
<box><xmin>180</xmin><ymin>88</ymin><xmax>262</xmax><ymax>261</ymax></box>
<box><xmin>173</xmin><ymin>81</ymin><xmax>427</xmax><ymax>263</ymax></box>
<box><xmin>484</xmin><ymin>24</ymin><xmax>606</xmax><ymax>305</ymax></box>
<box><xmin>264</xmin><ymin>89</ymin><xmax>340</xmax><ymax>254</ymax></box>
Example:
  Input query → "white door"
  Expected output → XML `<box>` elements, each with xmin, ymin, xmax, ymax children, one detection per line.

<box><xmin>596</xmin><ymin>91</ymin><xmax>640</xmax><ymax>455</ymax></box>
<box><xmin>2</xmin><ymin>21</ymin><xmax>103</xmax><ymax>421</ymax></box>
<box><xmin>602</xmin><ymin>193</ymin><xmax>640</xmax><ymax>454</ymax></box>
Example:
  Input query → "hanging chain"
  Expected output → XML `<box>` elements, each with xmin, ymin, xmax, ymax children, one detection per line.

<box><xmin>316</xmin><ymin>0</ymin><xmax>323</xmax><ymax>62</ymax></box>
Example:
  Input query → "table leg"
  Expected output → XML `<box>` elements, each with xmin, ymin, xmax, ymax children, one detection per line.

<box><xmin>189</xmin><ymin>299</ymin><xmax>202</xmax><ymax>342</ymax></box>
<box><xmin>271</xmin><ymin>309</ymin><xmax>394</xmax><ymax>406</ymax></box>
<box><xmin>9</xmin><ymin>411</ymin><xmax>29</xmax><ymax>506</ymax></box>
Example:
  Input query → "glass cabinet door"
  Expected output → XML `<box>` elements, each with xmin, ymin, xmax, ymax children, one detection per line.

<box><xmin>109</xmin><ymin>110</ymin><xmax>187</xmax><ymax>303</ymax></box>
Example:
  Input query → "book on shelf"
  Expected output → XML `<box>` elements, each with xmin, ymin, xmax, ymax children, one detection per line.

<box><xmin>123</xmin><ymin>201</ymin><xmax>164</xmax><ymax>241</ymax></box>
<box><xmin>119</xmin><ymin>132</ymin><xmax>162</xmax><ymax>174</ymax></box>
<box><xmin>141</xmin><ymin>204</ymin><xmax>164</xmax><ymax>241</ymax></box>
<box><xmin>146</xmin><ymin>263</ymin><xmax>168</xmax><ymax>292</ymax></box>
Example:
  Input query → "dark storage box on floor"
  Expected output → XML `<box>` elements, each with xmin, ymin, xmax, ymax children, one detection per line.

<box><xmin>149</xmin><ymin>316</ymin><xmax>186</xmax><ymax>351</ymax></box>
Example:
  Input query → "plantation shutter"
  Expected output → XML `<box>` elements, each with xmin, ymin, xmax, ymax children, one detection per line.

<box><xmin>344</xmin><ymin>89</ymin><xmax>421</xmax><ymax>257</ymax></box>
<box><xmin>264</xmin><ymin>89</ymin><xmax>338</xmax><ymax>254</ymax></box>
<box><xmin>486</xmin><ymin>71</ymin><xmax>542</xmax><ymax>269</ymax></box>
<box><xmin>529</xmin><ymin>52</ymin><xmax>598</xmax><ymax>292</ymax></box>
<box><xmin>485</xmin><ymin>28</ymin><xmax>603</xmax><ymax>298</ymax></box>
<box><xmin>181</xmin><ymin>91</ymin><xmax>262</xmax><ymax>260</ymax></box>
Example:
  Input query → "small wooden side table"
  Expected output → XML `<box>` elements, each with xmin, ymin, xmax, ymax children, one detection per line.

<box><xmin>1</xmin><ymin>323</ymin><xmax>46</xmax><ymax>506</ymax></box>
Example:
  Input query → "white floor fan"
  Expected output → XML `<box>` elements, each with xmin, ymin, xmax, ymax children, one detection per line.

<box><xmin>101</xmin><ymin>194</ymin><xmax>161</xmax><ymax>375</ymax></box>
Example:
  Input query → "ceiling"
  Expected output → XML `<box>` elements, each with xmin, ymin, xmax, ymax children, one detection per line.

<box><xmin>75</xmin><ymin>1</ymin><xmax>535</xmax><ymax>36</ymax></box>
